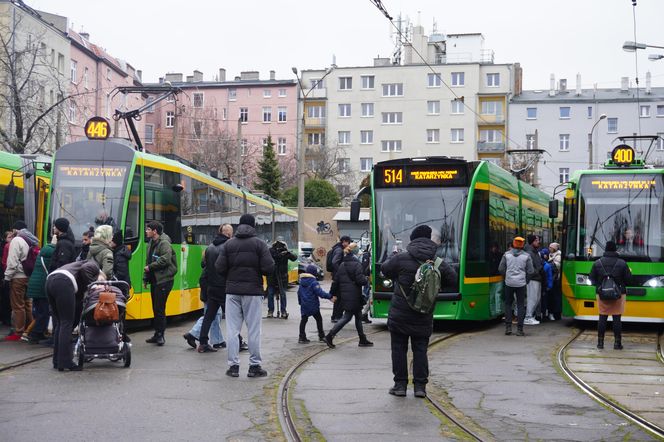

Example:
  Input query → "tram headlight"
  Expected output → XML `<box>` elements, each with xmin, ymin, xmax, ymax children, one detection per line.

<box><xmin>643</xmin><ymin>276</ymin><xmax>664</xmax><ymax>288</ymax></box>
<box><xmin>383</xmin><ymin>279</ymin><xmax>393</xmax><ymax>288</ymax></box>
<box><xmin>576</xmin><ymin>274</ymin><xmax>593</xmax><ymax>286</ymax></box>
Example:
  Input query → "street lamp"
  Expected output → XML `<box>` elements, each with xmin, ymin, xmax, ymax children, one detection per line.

<box><xmin>622</xmin><ymin>41</ymin><xmax>664</xmax><ymax>52</ymax></box>
<box><xmin>292</xmin><ymin>66</ymin><xmax>334</xmax><ymax>249</ymax></box>
<box><xmin>648</xmin><ymin>54</ymin><xmax>664</xmax><ymax>61</ymax></box>
<box><xmin>589</xmin><ymin>114</ymin><xmax>607</xmax><ymax>169</ymax></box>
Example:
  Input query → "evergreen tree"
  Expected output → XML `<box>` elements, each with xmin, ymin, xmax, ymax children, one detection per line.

<box><xmin>255</xmin><ymin>135</ymin><xmax>282</xmax><ymax>199</ymax></box>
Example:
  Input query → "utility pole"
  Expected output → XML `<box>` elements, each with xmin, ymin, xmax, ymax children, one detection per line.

<box><xmin>236</xmin><ymin>118</ymin><xmax>242</xmax><ymax>184</ymax></box>
<box><xmin>171</xmin><ymin>104</ymin><xmax>178</xmax><ymax>155</ymax></box>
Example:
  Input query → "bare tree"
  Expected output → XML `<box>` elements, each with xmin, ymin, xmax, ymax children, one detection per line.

<box><xmin>305</xmin><ymin>140</ymin><xmax>359</xmax><ymax>198</ymax></box>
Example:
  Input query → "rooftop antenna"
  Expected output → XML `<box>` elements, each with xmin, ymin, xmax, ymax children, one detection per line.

<box><xmin>432</xmin><ymin>18</ymin><xmax>438</xmax><ymax>33</ymax></box>
<box><xmin>417</xmin><ymin>10</ymin><xmax>421</xmax><ymax>27</ymax></box>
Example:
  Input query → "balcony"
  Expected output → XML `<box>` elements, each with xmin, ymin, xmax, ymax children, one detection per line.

<box><xmin>304</xmin><ymin>116</ymin><xmax>326</xmax><ymax>127</ymax></box>
<box><xmin>477</xmin><ymin>114</ymin><xmax>505</xmax><ymax>125</ymax></box>
<box><xmin>477</xmin><ymin>142</ymin><xmax>505</xmax><ymax>153</ymax></box>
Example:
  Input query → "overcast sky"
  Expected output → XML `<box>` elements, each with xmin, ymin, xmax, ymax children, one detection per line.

<box><xmin>28</xmin><ymin>0</ymin><xmax>664</xmax><ymax>90</ymax></box>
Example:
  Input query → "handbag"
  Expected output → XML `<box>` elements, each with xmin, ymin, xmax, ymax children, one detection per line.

<box><xmin>94</xmin><ymin>287</ymin><xmax>120</xmax><ymax>323</ymax></box>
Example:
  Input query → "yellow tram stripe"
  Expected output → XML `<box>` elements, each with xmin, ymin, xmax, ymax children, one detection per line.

<box><xmin>464</xmin><ymin>275</ymin><xmax>504</xmax><ymax>284</ymax></box>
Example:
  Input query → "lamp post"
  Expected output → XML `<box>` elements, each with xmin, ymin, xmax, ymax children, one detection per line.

<box><xmin>648</xmin><ymin>54</ymin><xmax>664</xmax><ymax>61</ymax></box>
<box><xmin>622</xmin><ymin>41</ymin><xmax>664</xmax><ymax>52</ymax></box>
<box><xmin>589</xmin><ymin>114</ymin><xmax>607</xmax><ymax>169</ymax></box>
<box><xmin>292</xmin><ymin>66</ymin><xmax>334</xmax><ymax>249</ymax></box>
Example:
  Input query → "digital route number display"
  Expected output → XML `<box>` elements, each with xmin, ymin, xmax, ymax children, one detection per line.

<box><xmin>611</xmin><ymin>144</ymin><xmax>635</xmax><ymax>167</ymax></box>
<box><xmin>376</xmin><ymin>164</ymin><xmax>468</xmax><ymax>187</ymax></box>
<box><xmin>84</xmin><ymin>117</ymin><xmax>110</xmax><ymax>140</ymax></box>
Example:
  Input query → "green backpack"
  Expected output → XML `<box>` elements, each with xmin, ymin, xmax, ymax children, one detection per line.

<box><xmin>399</xmin><ymin>257</ymin><xmax>443</xmax><ymax>313</ymax></box>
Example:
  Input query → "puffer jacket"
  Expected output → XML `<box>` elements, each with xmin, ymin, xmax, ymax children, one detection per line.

<box><xmin>498</xmin><ymin>248</ymin><xmax>535</xmax><ymax>287</ymax></box>
<box><xmin>268</xmin><ymin>242</ymin><xmax>297</xmax><ymax>289</ymax></box>
<box><xmin>215</xmin><ymin>224</ymin><xmax>274</xmax><ymax>295</ymax></box>
<box><xmin>333</xmin><ymin>254</ymin><xmax>368</xmax><ymax>312</ymax></box>
<box><xmin>203</xmin><ymin>234</ymin><xmax>229</xmax><ymax>288</ymax></box>
<box><xmin>49</xmin><ymin>227</ymin><xmax>76</xmax><ymax>271</ymax></box>
<box><xmin>523</xmin><ymin>244</ymin><xmax>543</xmax><ymax>281</ymax></box>
<box><xmin>27</xmin><ymin>244</ymin><xmax>55</xmax><ymax>299</ymax></box>
<box><xmin>381</xmin><ymin>237</ymin><xmax>458</xmax><ymax>337</ymax></box>
<box><xmin>146</xmin><ymin>233</ymin><xmax>177</xmax><ymax>285</ymax></box>
<box><xmin>589</xmin><ymin>251</ymin><xmax>632</xmax><ymax>295</ymax></box>
<box><xmin>88</xmin><ymin>239</ymin><xmax>114</xmax><ymax>279</ymax></box>
<box><xmin>113</xmin><ymin>245</ymin><xmax>132</xmax><ymax>287</ymax></box>
<box><xmin>4</xmin><ymin>229</ymin><xmax>39</xmax><ymax>280</ymax></box>
<box><xmin>298</xmin><ymin>273</ymin><xmax>332</xmax><ymax>316</ymax></box>
<box><xmin>549</xmin><ymin>250</ymin><xmax>562</xmax><ymax>280</ymax></box>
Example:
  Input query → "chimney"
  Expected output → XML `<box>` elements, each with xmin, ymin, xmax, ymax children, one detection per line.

<box><xmin>136</xmin><ymin>70</ymin><xmax>142</xmax><ymax>81</ymax></box>
<box><xmin>646</xmin><ymin>71</ymin><xmax>652</xmax><ymax>94</ymax></box>
<box><xmin>193</xmin><ymin>70</ymin><xmax>203</xmax><ymax>82</ymax></box>
<box><xmin>234</xmin><ymin>76</ymin><xmax>241</xmax><ymax>81</ymax></box>
<box><xmin>549</xmin><ymin>73</ymin><xmax>555</xmax><ymax>96</ymax></box>
<box><xmin>374</xmin><ymin>57</ymin><xmax>391</xmax><ymax>66</ymax></box>
<box><xmin>575</xmin><ymin>73</ymin><xmax>581</xmax><ymax>96</ymax></box>
<box><xmin>159</xmin><ymin>77</ymin><xmax>164</xmax><ymax>84</ymax></box>
<box><xmin>80</xmin><ymin>32</ymin><xmax>90</xmax><ymax>40</ymax></box>
<box><xmin>218</xmin><ymin>68</ymin><xmax>226</xmax><ymax>82</ymax></box>
<box><xmin>269</xmin><ymin>70</ymin><xmax>275</xmax><ymax>80</ymax></box>
<box><xmin>186</xmin><ymin>75</ymin><xmax>193</xmax><ymax>82</ymax></box>
<box><xmin>240</xmin><ymin>71</ymin><xmax>260</xmax><ymax>81</ymax></box>
<box><xmin>164</xmin><ymin>73</ymin><xmax>183</xmax><ymax>83</ymax></box>
<box><xmin>620</xmin><ymin>77</ymin><xmax>629</xmax><ymax>92</ymax></box>
<box><xmin>559</xmin><ymin>78</ymin><xmax>567</xmax><ymax>92</ymax></box>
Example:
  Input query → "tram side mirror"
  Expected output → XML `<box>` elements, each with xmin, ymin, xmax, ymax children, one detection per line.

<box><xmin>171</xmin><ymin>183</ymin><xmax>184</xmax><ymax>193</ymax></box>
<box><xmin>548</xmin><ymin>199</ymin><xmax>558</xmax><ymax>219</ymax></box>
<box><xmin>3</xmin><ymin>180</ymin><xmax>18</xmax><ymax>209</ymax></box>
<box><xmin>350</xmin><ymin>199</ymin><xmax>360</xmax><ymax>222</ymax></box>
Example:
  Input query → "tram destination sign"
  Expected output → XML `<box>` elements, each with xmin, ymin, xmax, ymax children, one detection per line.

<box><xmin>376</xmin><ymin>164</ymin><xmax>468</xmax><ymax>187</ymax></box>
<box><xmin>58</xmin><ymin>165</ymin><xmax>126</xmax><ymax>179</ymax></box>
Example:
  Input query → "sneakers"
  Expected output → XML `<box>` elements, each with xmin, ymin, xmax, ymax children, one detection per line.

<box><xmin>389</xmin><ymin>384</ymin><xmax>407</xmax><ymax>397</ymax></box>
<box><xmin>266</xmin><ymin>311</ymin><xmax>274</xmax><ymax>318</ymax></box>
<box><xmin>324</xmin><ymin>334</ymin><xmax>335</xmax><ymax>349</ymax></box>
<box><xmin>361</xmin><ymin>314</ymin><xmax>372</xmax><ymax>324</ymax></box>
<box><xmin>516</xmin><ymin>329</ymin><xmax>525</xmax><ymax>336</ymax></box>
<box><xmin>318</xmin><ymin>335</ymin><xmax>326</xmax><ymax>342</ymax></box>
<box><xmin>505</xmin><ymin>325</ymin><xmax>512</xmax><ymax>336</ymax></box>
<box><xmin>197</xmin><ymin>344</ymin><xmax>217</xmax><ymax>353</ymax></box>
<box><xmin>281</xmin><ymin>312</ymin><xmax>289</xmax><ymax>319</ymax></box>
<box><xmin>4</xmin><ymin>333</ymin><xmax>21</xmax><ymax>342</ymax></box>
<box><xmin>213</xmin><ymin>342</ymin><xmax>226</xmax><ymax>349</ymax></box>
<box><xmin>523</xmin><ymin>317</ymin><xmax>540</xmax><ymax>325</ymax></box>
<box><xmin>298</xmin><ymin>336</ymin><xmax>311</xmax><ymax>344</ymax></box>
<box><xmin>548</xmin><ymin>313</ymin><xmax>556</xmax><ymax>321</ymax></box>
<box><xmin>226</xmin><ymin>365</ymin><xmax>239</xmax><ymax>377</ymax></box>
<box><xmin>146</xmin><ymin>334</ymin><xmax>159</xmax><ymax>344</ymax></box>
<box><xmin>358</xmin><ymin>336</ymin><xmax>374</xmax><ymax>347</ymax></box>
<box><xmin>414</xmin><ymin>385</ymin><xmax>427</xmax><ymax>398</ymax></box>
<box><xmin>183</xmin><ymin>333</ymin><xmax>197</xmax><ymax>349</ymax></box>
<box><xmin>155</xmin><ymin>334</ymin><xmax>165</xmax><ymax>346</ymax></box>
<box><xmin>247</xmin><ymin>364</ymin><xmax>268</xmax><ymax>377</ymax></box>
<box><xmin>239</xmin><ymin>341</ymin><xmax>249</xmax><ymax>352</ymax></box>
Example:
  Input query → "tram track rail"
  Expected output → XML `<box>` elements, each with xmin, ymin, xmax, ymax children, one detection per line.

<box><xmin>557</xmin><ymin>328</ymin><xmax>664</xmax><ymax>439</ymax></box>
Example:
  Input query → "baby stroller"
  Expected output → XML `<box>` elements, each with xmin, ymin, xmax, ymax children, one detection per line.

<box><xmin>73</xmin><ymin>280</ymin><xmax>131</xmax><ymax>369</ymax></box>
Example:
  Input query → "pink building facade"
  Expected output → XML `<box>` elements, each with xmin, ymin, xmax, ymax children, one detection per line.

<box><xmin>67</xmin><ymin>30</ymin><xmax>144</xmax><ymax>143</ymax></box>
<box><xmin>144</xmin><ymin>70</ymin><xmax>298</xmax><ymax>189</ymax></box>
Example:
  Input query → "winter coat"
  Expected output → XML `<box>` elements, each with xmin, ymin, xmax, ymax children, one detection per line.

<box><xmin>113</xmin><ymin>245</ymin><xmax>132</xmax><ymax>287</ymax></box>
<box><xmin>4</xmin><ymin>229</ymin><xmax>38</xmax><ymax>281</ymax></box>
<box><xmin>331</xmin><ymin>242</ymin><xmax>344</xmax><ymax>274</ymax></box>
<box><xmin>88</xmin><ymin>239</ymin><xmax>115</xmax><ymax>280</ymax></box>
<box><xmin>214</xmin><ymin>224</ymin><xmax>275</xmax><ymax>295</ymax></box>
<box><xmin>49</xmin><ymin>227</ymin><xmax>76</xmax><ymax>272</ymax></box>
<box><xmin>381</xmin><ymin>237</ymin><xmax>458</xmax><ymax>337</ymax></box>
<box><xmin>76</xmin><ymin>244</ymin><xmax>90</xmax><ymax>262</ymax></box>
<box><xmin>27</xmin><ymin>244</ymin><xmax>55</xmax><ymax>299</ymax></box>
<box><xmin>2</xmin><ymin>241</ymin><xmax>10</xmax><ymax>272</ymax></box>
<box><xmin>523</xmin><ymin>244</ymin><xmax>543</xmax><ymax>281</ymax></box>
<box><xmin>297</xmin><ymin>273</ymin><xmax>332</xmax><ymax>316</ymax></box>
<box><xmin>145</xmin><ymin>233</ymin><xmax>177</xmax><ymax>285</ymax></box>
<box><xmin>333</xmin><ymin>254</ymin><xmax>368</xmax><ymax>312</ymax></box>
<box><xmin>549</xmin><ymin>250</ymin><xmax>562</xmax><ymax>279</ymax></box>
<box><xmin>268</xmin><ymin>242</ymin><xmax>297</xmax><ymax>289</ymax></box>
<box><xmin>589</xmin><ymin>251</ymin><xmax>631</xmax><ymax>316</ymax></box>
<box><xmin>47</xmin><ymin>259</ymin><xmax>102</xmax><ymax>303</ymax></box>
<box><xmin>542</xmin><ymin>261</ymin><xmax>553</xmax><ymax>291</ymax></box>
<box><xmin>203</xmin><ymin>234</ymin><xmax>229</xmax><ymax>289</ymax></box>
<box><xmin>498</xmin><ymin>248</ymin><xmax>535</xmax><ymax>288</ymax></box>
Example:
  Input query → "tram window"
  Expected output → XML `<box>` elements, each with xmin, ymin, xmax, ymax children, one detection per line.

<box><xmin>0</xmin><ymin>181</ymin><xmax>25</xmax><ymax>233</ymax></box>
<box><xmin>144</xmin><ymin>167</ymin><xmax>181</xmax><ymax>244</ymax></box>
<box><xmin>125</xmin><ymin>167</ymin><xmax>141</xmax><ymax>242</ymax></box>
<box><xmin>466</xmin><ymin>189</ymin><xmax>489</xmax><ymax>277</ymax></box>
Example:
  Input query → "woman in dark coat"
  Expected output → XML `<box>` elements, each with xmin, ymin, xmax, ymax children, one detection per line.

<box><xmin>324</xmin><ymin>243</ymin><xmax>372</xmax><ymax>348</ymax></box>
<box><xmin>111</xmin><ymin>231</ymin><xmax>132</xmax><ymax>291</ymax></box>
<box><xmin>46</xmin><ymin>260</ymin><xmax>102</xmax><ymax>371</ymax></box>
<box><xmin>381</xmin><ymin>225</ymin><xmax>458</xmax><ymax>398</ymax></box>
<box><xmin>26</xmin><ymin>240</ymin><xmax>55</xmax><ymax>342</ymax></box>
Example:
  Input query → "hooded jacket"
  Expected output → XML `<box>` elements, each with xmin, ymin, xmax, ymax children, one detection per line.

<box><xmin>88</xmin><ymin>238</ymin><xmax>115</xmax><ymax>280</ymax></box>
<box><xmin>203</xmin><ymin>234</ymin><xmax>230</xmax><ymax>289</ymax></box>
<box><xmin>27</xmin><ymin>244</ymin><xmax>55</xmax><ymax>299</ymax></box>
<box><xmin>215</xmin><ymin>224</ymin><xmax>275</xmax><ymax>295</ymax></box>
<box><xmin>4</xmin><ymin>229</ymin><xmax>39</xmax><ymax>280</ymax></box>
<box><xmin>523</xmin><ymin>243</ymin><xmax>543</xmax><ymax>281</ymax></box>
<box><xmin>113</xmin><ymin>244</ymin><xmax>132</xmax><ymax>288</ymax></box>
<box><xmin>381</xmin><ymin>237</ymin><xmax>458</xmax><ymax>337</ymax></box>
<box><xmin>146</xmin><ymin>233</ymin><xmax>177</xmax><ymax>285</ymax></box>
<box><xmin>49</xmin><ymin>227</ymin><xmax>77</xmax><ymax>271</ymax></box>
<box><xmin>589</xmin><ymin>251</ymin><xmax>631</xmax><ymax>295</ymax></box>
<box><xmin>297</xmin><ymin>273</ymin><xmax>332</xmax><ymax>316</ymax></box>
<box><xmin>549</xmin><ymin>250</ymin><xmax>562</xmax><ymax>279</ymax></box>
<box><xmin>333</xmin><ymin>254</ymin><xmax>368</xmax><ymax>312</ymax></box>
<box><xmin>498</xmin><ymin>247</ymin><xmax>535</xmax><ymax>288</ymax></box>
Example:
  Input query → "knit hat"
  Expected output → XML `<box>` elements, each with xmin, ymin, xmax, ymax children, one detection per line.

<box><xmin>605</xmin><ymin>241</ymin><xmax>617</xmax><ymax>252</ymax></box>
<box><xmin>305</xmin><ymin>264</ymin><xmax>319</xmax><ymax>275</ymax></box>
<box><xmin>549</xmin><ymin>242</ymin><xmax>560</xmax><ymax>251</ymax></box>
<box><xmin>527</xmin><ymin>234</ymin><xmax>538</xmax><ymax>245</ymax></box>
<box><xmin>94</xmin><ymin>225</ymin><xmax>113</xmax><ymax>243</ymax></box>
<box><xmin>239</xmin><ymin>214</ymin><xmax>256</xmax><ymax>227</ymax></box>
<box><xmin>513</xmin><ymin>236</ymin><xmax>525</xmax><ymax>248</ymax></box>
<box><xmin>54</xmin><ymin>217</ymin><xmax>69</xmax><ymax>233</ymax></box>
<box><xmin>12</xmin><ymin>220</ymin><xmax>27</xmax><ymax>230</ymax></box>
<box><xmin>410</xmin><ymin>225</ymin><xmax>432</xmax><ymax>241</ymax></box>
<box><xmin>112</xmin><ymin>230</ymin><xmax>123</xmax><ymax>246</ymax></box>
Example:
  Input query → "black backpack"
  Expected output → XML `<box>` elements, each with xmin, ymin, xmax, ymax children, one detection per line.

<box><xmin>326</xmin><ymin>245</ymin><xmax>337</xmax><ymax>273</ymax></box>
<box><xmin>597</xmin><ymin>260</ymin><xmax>621</xmax><ymax>301</ymax></box>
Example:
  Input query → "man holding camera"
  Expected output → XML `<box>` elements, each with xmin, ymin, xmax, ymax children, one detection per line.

<box><xmin>267</xmin><ymin>238</ymin><xmax>297</xmax><ymax>319</ymax></box>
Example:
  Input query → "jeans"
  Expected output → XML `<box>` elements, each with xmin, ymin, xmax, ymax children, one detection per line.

<box><xmin>199</xmin><ymin>287</ymin><xmax>225</xmax><ymax>346</ymax></box>
<box><xmin>504</xmin><ymin>285</ymin><xmax>526</xmax><ymax>328</ymax></box>
<box><xmin>189</xmin><ymin>303</ymin><xmax>224</xmax><ymax>345</ymax></box>
<box><xmin>150</xmin><ymin>280</ymin><xmax>173</xmax><ymax>334</ymax></box>
<box><xmin>391</xmin><ymin>331</ymin><xmax>429</xmax><ymax>386</ymax></box>
<box><xmin>31</xmin><ymin>298</ymin><xmax>50</xmax><ymax>335</ymax></box>
<box><xmin>267</xmin><ymin>285</ymin><xmax>286</xmax><ymax>313</ymax></box>
<box><xmin>299</xmin><ymin>311</ymin><xmax>324</xmax><ymax>338</ymax></box>
<box><xmin>525</xmin><ymin>280</ymin><xmax>541</xmax><ymax>319</ymax></box>
<box><xmin>329</xmin><ymin>308</ymin><xmax>364</xmax><ymax>337</ymax></box>
<box><xmin>226</xmin><ymin>294</ymin><xmax>262</xmax><ymax>367</ymax></box>
<box><xmin>46</xmin><ymin>275</ymin><xmax>76</xmax><ymax>370</ymax></box>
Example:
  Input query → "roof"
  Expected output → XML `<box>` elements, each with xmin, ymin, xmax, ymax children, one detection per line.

<box><xmin>512</xmin><ymin>87</ymin><xmax>664</xmax><ymax>104</ymax></box>
<box><xmin>143</xmin><ymin>80</ymin><xmax>297</xmax><ymax>89</ymax></box>
<box><xmin>333</xmin><ymin>211</ymin><xmax>370</xmax><ymax>222</ymax></box>
<box><xmin>68</xmin><ymin>29</ymin><xmax>137</xmax><ymax>79</ymax></box>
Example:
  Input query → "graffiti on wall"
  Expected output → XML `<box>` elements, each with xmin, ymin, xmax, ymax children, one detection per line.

<box><xmin>316</xmin><ymin>220</ymin><xmax>333</xmax><ymax>235</ymax></box>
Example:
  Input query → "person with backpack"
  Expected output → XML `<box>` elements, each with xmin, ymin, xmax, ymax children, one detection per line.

<box><xmin>523</xmin><ymin>234</ymin><xmax>543</xmax><ymax>325</ymax></box>
<box><xmin>323</xmin><ymin>242</ymin><xmax>372</xmax><ymax>349</ymax></box>
<box><xmin>298</xmin><ymin>264</ymin><xmax>335</xmax><ymax>343</ymax></box>
<box><xmin>589</xmin><ymin>241</ymin><xmax>631</xmax><ymax>350</ymax></box>
<box><xmin>3</xmin><ymin>221</ymin><xmax>39</xmax><ymax>341</ymax></box>
<box><xmin>381</xmin><ymin>225</ymin><xmax>457</xmax><ymax>398</ymax></box>
<box><xmin>327</xmin><ymin>235</ymin><xmax>351</xmax><ymax>323</ymax></box>
<box><xmin>1</xmin><ymin>230</ymin><xmax>15</xmax><ymax>326</ymax></box>
<box><xmin>26</xmin><ymin>236</ymin><xmax>56</xmax><ymax>343</ymax></box>
<box><xmin>49</xmin><ymin>218</ymin><xmax>76</xmax><ymax>272</ymax></box>
<box><xmin>360</xmin><ymin>244</ymin><xmax>372</xmax><ymax>324</ymax></box>
<box><xmin>266</xmin><ymin>238</ymin><xmax>297</xmax><ymax>319</ymax></box>
<box><xmin>499</xmin><ymin>236</ymin><xmax>535</xmax><ymax>337</ymax></box>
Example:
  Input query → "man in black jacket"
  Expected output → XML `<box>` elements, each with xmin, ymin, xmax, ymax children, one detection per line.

<box><xmin>523</xmin><ymin>234</ymin><xmax>543</xmax><ymax>325</ymax></box>
<box><xmin>49</xmin><ymin>218</ymin><xmax>76</xmax><ymax>272</ymax></box>
<box><xmin>381</xmin><ymin>225</ymin><xmax>457</xmax><ymax>398</ymax></box>
<box><xmin>267</xmin><ymin>239</ymin><xmax>297</xmax><ymax>319</ymax></box>
<box><xmin>216</xmin><ymin>214</ymin><xmax>275</xmax><ymax>378</ymax></box>
<box><xmin>330</xmin><ymin>235</ymin><xmax>351</xmax><ymax>322</ymax></box>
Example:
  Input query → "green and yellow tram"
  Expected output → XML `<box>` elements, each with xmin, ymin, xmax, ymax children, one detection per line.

<box><xmin>370</xmin><ymin>156</ymin><xmax>560</xmax><ymax>320</ymax></box>
<box><xmin>559</xmin><ymin>144</ymin><xmax>664</xmax><ymax>322</ymax></box>
<box><xmin>48</xmin><ymin>120</ymin><xmax>297</xmax><ymax>322</ymax></box>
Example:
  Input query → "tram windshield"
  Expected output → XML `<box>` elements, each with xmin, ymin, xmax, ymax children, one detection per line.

<box><xmin>374</xmin><ymin>187</ymin><xmax>467</xmax><ymax>269</ymax></box>
<box><xmin>50</xmin><ymin>162</ymin><xmax>129</xmax><ymax>238</ymax></box>
<box><xmin>577</xmin><ymin>174</ymin><xmax>663</xmax><ymax>261</ymax></box>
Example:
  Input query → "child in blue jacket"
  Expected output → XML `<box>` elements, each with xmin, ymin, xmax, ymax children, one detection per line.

<box><xmin>540</xmin><ymin>249</ymin><xmax>554</xmax><ymax>320</ymax></box>
<box><xmin>298</xmin><ymin>264</ymin><xmax>335</xmax><ymax>343</ymax></box>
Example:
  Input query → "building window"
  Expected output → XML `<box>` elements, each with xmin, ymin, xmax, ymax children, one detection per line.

<box><xmin>480</xmin><ymin>129</ymin><xmax>503</xmax><ymax>143</ymax></box>
<box><xmin>278</xmin><ymin>106</ymin><xmax>287</xmax><ymax>122</ymax></box>
<box><xmin>82</xmin><ymin>67</ymin><xmax>89</xmax><ymax>89</ymax></box>
<box><xmin>640</xmin><ymin>105</ymin><xmax>650</xmax><ymax>118</ymax></box>
<box><xmin>426</xmin><ymin>129</ymin><xmax>440</xmax><ymax>143</ymax></box>
<box><xmin>262</xmin><ymin>107</ymin><xmax>272</xmax><ymax>122</ymax></box>
<box><xmin>526</xmin><ymin>107</ymin><xmax>537</xmax><ymax>119</ymax></box>
<box><xmin>70</xmin><ymin>60</ymin><xmax>77</xmax><ymax>83</ymax></box>
<box><xmin>143</xmin><ymin>97</ymin><xmax>154</xmax><ymax>113</ymax></box>
<box><xmin>360</xmin><ymin>130</ymin><xmax>373</xmax><ymax>144</ymax></box>
<box><xmin>657</xmin><ymin>133</ymin><xmax>664</xmax><ymax>151</ymax></box>
<box><xmin>229</xmin><ymin>88</ymin><xmax>237</xmax><ymax>100</ymax></box>
<box><xmin>587</xmin><ymin>106</ymin><xmax>593</xmax><ymax>119</ymax></box>
<box><xmin>277</xmin><ymin>137</ymin><xmax>287</xmax><ymax>155</ymax></box>
<box><xmin>428</xmin><ymin>100</ymin><xmax>441</xmax><ymax>115</ymax></box>
<box><xmin>338</xmin><ymin>131</ymin><xmax>351</xmax><ymax>145</ymax></box>
<box><xmin>193</xmin><ymin>93</ymin><xmax>204</xmax><ymax>108</ymax></box>
<box><xmin>657</xmin><ymin>105</ymin><xmax>664</xmax><ymax>117</ymax></box>
<box><xmin>526</xmin><ymin>134</ymin><xmax>536</xmax><ymax>149</ymax></box>
<box><xmin>145</xmin><ymin>124</ymin><xmax>154</xmax><ymax>144</ymax></box>
<box><xmin>106</xmin><ymin>67</ymin><xmax>111</xmax><ymax>81</ymax></box>
<box><xmin>382</xmin><ymin>83</ymin><xmax>403</xmax><ymax>96</ymax></box>
<box><xmin>559</xmin><ymin>168</ymin><xmax>570</xmax><ymax>184</ymax></box>
<box><xmin>240</xmin><ymin>139</ymin><xmax>248</xmax><ymax>156</ymax></box>
<box><xmin>481</xmin><ymin>101</ymin><xmax>503</xmax><ymax>115</ymax></box>
<box><xmin>361</xmin><ymin>103</ymin><xmax>374</xmax><ymax>117</ymax></box>
<box><xmin>310</xmin><ymin>78</ymin><xmax>324</xmax><ymax>89</ymax></box>
<box><xmin>486</xmin><ymin>73</ymin><xmax>500</xmax><ymax>87</ymax></box>
<box><xmin>559</xmin><ymin>107</ymin><xmax>571</xmax><ymax>119</ymax></box>
<box><xmin>308</xmin><ymin>105</ymin><xmax>326</xmax><ymax>118</ymax></box>
<box><xmin>381</xmin><ymin>112</ymin><xmax>403</xmax><ymax>124</ymax></box>
<box><xmin>451</xmin><ymin>128</ymin><xmax>464</xmax><ymax>143</ymax></box>
<box><xmin>240</xmin><ymin>107</ymin><xmax>248</xmax><ymax>123</ymax></box>
<box><xmin>451</xmin><ymin>72</ymin><xmax>465</xmax><ymax>86</ymax></box>
<box><xmin>338</xmin><ymin>158</ymin><xmax>350</xmax><ymax>173</ymax></box>
<box><xmin>450</xmin><ymin>100</ymin><xmax>463</xmax><ymax>114</ymax></box>
<box><xmin>339</xmin><ymin>77</ymin><xmax>352</xmax><ymax>90</ymax></box>
<box><xmin>263</xmin><ymin>89</ymin><xmax>271</xmax><ymax>98</ymax></box>
<box><xmin>381</xmin><ymin>140</ymin><xmax>402</xmax><ymax>152</ymax></box>
<box><xmin>279</xmin><ymin>88</ymin><xmax>287</xmax><ymax>97</ymax></box>
<box><xmin>360</xmin><ymin>157</ymin><xmax>373</xmax><ymax>172</ymax></box>
<box><xmin>308</xmin><ymin>132</ymin><xmax>324</xmax><ymax>146</ymax></box>
<box><xmin>427</xmin><ymin>73</ymin><xmax>441</xmax><ymax>87</ymax></box>
<box><xmin>193</xmin><ymin>121</ymin><xmax>202</xmax><ymax>139</ymax></box>
<box><xmin>559</xmin><ymin>134</ymin><xmax>570</xmax><ymax>151</ymax></box>
<box><xmin>166</xmin><ymin>111</ymin><xmax>174</xmax><ymax>128</ymax></box>
<box><xmin>607</xmin><ymin>117</ymin><xmax>618</xmax><ymax>133</ymax></box>
<box><xmin>338</xmin><ymin>103</ymin><xmax>351</xmax><ymax>117</ymax></box>
<box><xmin>361</xmin><ymin>75</ymin><xmax>375</xmax><ymax>89</ymax></box>
<box><xmin>222</xmin><ymin>107</ymin><xmax>227</xmax><ymax>120</ymax></box>
<box><xmin>57</xmin><ymin>53</ymin><xmax>64</xmax><ymax>73</ymax></box>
